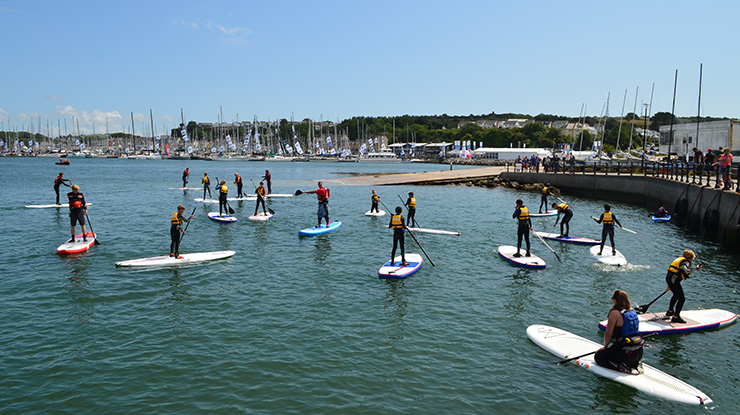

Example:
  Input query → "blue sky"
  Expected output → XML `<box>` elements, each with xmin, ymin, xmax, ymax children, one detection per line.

<box><xmin>2</xmin><ymin>1</ymin><xmax>738</xmax><ymax>135</ymax></box>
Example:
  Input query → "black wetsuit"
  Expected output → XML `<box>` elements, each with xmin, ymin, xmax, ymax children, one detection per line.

<box><xmin>218</xmin><ymin>185</ymin><xmax>228</xmax><ymax>216</ymax></box>
<box><xmin>54</xmin><ymin>176</ymin><xmax>71</xmax><ymax>205</ymax></box>
<box><xmin>264</xmin><ymin>172</ymin><xmax>272</xmax><ymax>194</ymax></box>
<box><xmin>389</xmin><ymin>214</ymin><xmax>406</xmax><ymax>263</ymax></box>
<box><xmin>513</xmin><ymin>206</ymin><xmax>532</xmax><ymax>255</ymax></box>
<box><xmin>371</xmin><ymin>194</ymin><xmax>379</xmax><ymax>213</ymax></box>
<box><xmin>595</xmin><ymin>211</ymin><xmax>621</xmax><ymax>254</ymax></box>
<box><xmin>406</xmin><ymin>197</ymin><xmax>417</xmax><ymax>227</ymax></box>
<box><xmin>202</xmin><ymin>177</ymin><xmax>211</xmax><ymax>198</ymax></box>
<box><xmin>67</xmin><ymin>192</ymin><xmax>86</xmax><ymax>227</ymax></box>
<box><xmin>556</xmin><ymin>204</ymin><xmax>573</xmax><ymax>237</ymax></box>
<box><xmin>182</xmin><ymin>170</ymin><xmax>189</xmax><ymax>187</ymax></box>
<box><xmin>236</xmin><ymin>177</ymin><xmax>244</xmax><ymax>198</ymax></box>
<box><xmin>539</xmin><ymin>187</ymin><xmax>550</xmax><ymax>213</ymax></box>
<box><xmin>255</xmin><ymin>187</ymin><xmax>267</xmax><ymax>215</ymax></box>
<box><xmin>594</xmin><ymin>321</ymin><xmax>643</xmax><ymax>373</ymax></box>
<box><xmin>170</xmin><ymin>212</ymin><xmax>190</xmax><ymax>258</ymax></box>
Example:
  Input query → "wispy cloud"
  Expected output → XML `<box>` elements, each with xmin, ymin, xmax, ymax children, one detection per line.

<box><xmin>46</xmin><ymin>94</ymin><xmax>63</xmax><ymax>103</ymax></box>
<box><xmin>160</xmin><ymin>114</ymin><xmax>176</xmax><ymax>123</ymax></box>
<box><xmin>175</xmin><ymin>18</ymin><xmax>199</xmax><ymax>29</ymax></box>
<box><xmin>174</xmin><ymin>18</ymin><xmax>251</xmax><ymax>45</ymax></box>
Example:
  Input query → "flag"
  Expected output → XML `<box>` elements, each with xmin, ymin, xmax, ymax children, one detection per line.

<box><xmin>286</xmin><ymin>144</ymin><xmax>293</xmax><ymax>154</ymax></box>
<box><xmin>359</xmin><ymin>143</ymin><xmax>367</xmax><ymax>154</ymax></box>
<box><xmin>28</xmin><ymin>140</ymin><xmax>34</xmax><ymax>146</ymax></box>
<box><xmin>226</xmin><ymin>135</ymin><xmax>232</xmax><ymax>143</ymax></box>
<box><xmin>211</xmin><ymin>147</ymin><xmax>217</xmax><ymax>153</ymax></box>
<box><xmin>330</xmin><ymin>148</ymin><xmax>336</xmax><ymax>155</ymax></box>
<box><xmin>326</xmin><ymin>136</ymin><xmax>332</xmax><ymax>145</ymax></box>
<box><xmin>79</xmin><ymin>143</ymin><xmax>86</xmax><ymax>150</ymax></box>
<box><xmin>125</xmin><ymin>147</ymin><xmax>130</xmax><ymax>153</ymax></box>
<box><xmin>181</xmin><ymin>128</ymin><xmax>189</xmax><ymax>141</ymax></box>
<box><xmin>219</xmin><ymin>145</ymin><xmax>225</xmax><ymax>152</ymax></box>
<box><xmin>255</xmin><ymin>143</ymin><xmax>262</xmax><ymax>151</ymax></box>
<box><xmin>188</xmin><ymin>146</ymin><xmax>193</xmax><ymax>154</ymax></box>
<box><xmin>295</xmin><ymin>142</ymin><xmax>303</xmax><ymax>154</ymax></box>
<box><xmin>75</xmin><ymin>139</ymin><xmax>80</xmax><ymax>146</ymax></box>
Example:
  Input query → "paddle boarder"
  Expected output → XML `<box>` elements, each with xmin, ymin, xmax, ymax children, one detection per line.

<box><xmin>665</xmin><ymin>249</ymin><xmax>703</xmax><ymax>324</ymax></box>
<box><xmin>67</xmin><ymin>184</ymin><xmax>88</xmax><ymax>242</ymax></box>
<box><xmin>217</xmin><ymin>180</ymin><xmax>229</xmax><ymax>216</ymax></box>
<box><xmin>254</xmin><ymin>181</ymin><xmax>268</xmax><ymax>216</ymax></box>
<box><xmin>370</xmin><ymin>189</ymin><xmax>380</xmax><ymax>213</ymax></box>
<box><xmin>234</xmin><ymin>173</ymin><xmax>244</xmax><ymax>198</ymax></box>
<box><xmin>306</xmin><ymin>181</ymin><xmax>330</xmax><ymax>227</ymax></box>
<box><xmin>262</xmin><ymin>169</ymin><xmax>272</xmax><ymax>194</ymax></box>
<box><xmin>552</xmin><ymin>202</ymin><xmax>573</xmax><ymax>238</ymax></box>
<box><xmin>202</xmin><ymin>173</ymin><xmax>212</xmax><ymax>199</ymax></box>
<box><xmin>594</xmin><ymin>290</ymin><xmax>644</xmax><ymax>375</ymax></box>
<box><xmin>182</xmin><ymin>166</ymin><xmax>190</xmax><ymax>188</ymax></box>
<box><xmin>389</xmin><ymin>206</ymin><xmax>407</xmax><ymax>265</ymax></box>
<box><xmin>170</xmin><ymin>204</ymin><xmax>193</xmax><ymax>258</ymax></box>
<box><xmin>655</xmin><ymin>205</ymin><xmax>669</xmax><ymax>218</ymax></box>
<box><xmin>513</xmin><ymin>199</ymin><xmax>532</xmax><ymax>257</ymax></box>
<box><xmin>593</xmin><ymin>204</ymin><xmax>622</xmax><ymax>255</ymax></box>
<box><xmin>53</xmin><ymin>172</ymin><xmax>71</xmax><ymax>205</ymax></box>
<box><xmin>539</xmin><ymin>183</ymin><xmax>551</xmax><ymax>213</ymax></box>
<box><xmin>404</xmin><ymin>192</ymin><xmax>417</xmax><ymax>227</ymax></box>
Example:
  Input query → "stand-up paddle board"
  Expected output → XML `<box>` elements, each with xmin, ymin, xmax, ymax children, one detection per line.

<box><xmin>115</xmin><ymin>250</ymin><xmax>236</xmax><ymax>267</ymax></box>
<box><xmin>298</xmin><ymin>221</ymin><xmax>342</xmax><ymax>236</ymax></box>
<box><xmin>56</xmin><ymin>232</ymin><xmax>96</xmax><ymax>254</ymax></box>
<box><xmin>365</xmin><ymin>210</ymin><xmax>386</xmax><ymax>217</ymax></box>
<box><xmin>265</xmin><ymin>194</ymin><xmax>293</xmax><ymax>198</ymax></box>
<box><xmin>590</xmin><ymin>245</ymin><xmax>627</xmax><ymax>266</ymax></box>
<box><xmin>195</xmin><ymin>197</ymin><xmax>255</xmax><ymax>203</ymax></box>
<box><xmin>207</xmin><ymin>212</ymin><xmax>237</xmax><ymax>223</ymax></box>
<box><xmin>497</xmin><ymin>245</ymin><xmax>546</xmax><ymax>269</ymax></box>
<box><xmin>378</xmin><ymin>253</ymin><xmax>423</xmax><ymax>278</ymax></box>
<box><xmin>194</xmin><ymin>198</ymin><xmax>219</xmax><ymax>204</ymax></box>
<box><xmin>526</xmin><ymin>324</ymin><xmax>712</xmax><ymax>406</ymax></box>
<box><xmin>652</xmin><ymin>215</ymin><xmax>671</xmax><ymax>222</ymax></box>
<box><xmin>26</xmin><ymin>203</ymin><xmax>93</xmax><ymax>208</ymax></box>
<box><xmin>530</xmin><ymin>210</ymin><xmax>558</xmax><ymax>217</ymax></box>
<box><xmin>407</xmin><ymin>227</ymin><xmax>461</xmax><ymax>236</ymax></box>
<box><xmin>169</xmin><ymin>187</ymin><xmax>202</xmax><ymax>190</ymax></box>
<box><xmin>598</xmin><ymin>309</ymin><xmax>737</xmax><ymax>336</ymax></box>
<box><xmin>533</xmin><ymin>231</ymin><xmax>600</xmax><ymax>245</ymax></box>
<box><xmin>248</xmin><ymin>212</ymin><xmax>274</xmax><ymax>221</ymax></box>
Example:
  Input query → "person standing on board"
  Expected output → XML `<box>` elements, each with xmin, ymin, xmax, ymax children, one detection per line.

<box><xmin>552</xmin><ymin>201</ymin><xmax>573</xmax><ymax>238</ymax></box>
<box><xmin>202</xmin><ymin>172</ymin><xmax>212</xmax><ymax>199</ymax></box>
<box><xmin>512</xmin><ymin>199</ymin><xmax>532</xmax><ymax>257</ymax></box>
<box><xmin>262</xmin><ymin>169</ymin><xmax>272</xmax><ymax>194</ymax></box>
<box><xmin>594</xmin><ymin>290</ymin><xmax>644</xmax><ymax>374</ymax></box>
<box><xmin>370</xmin><ymin>189</ymin><xmax>380</xmax><ymax>213</ymax></box>
<box><xmin>182</xmin><ymin>166</ymin><xmax>190</xmax><ymax>188</ymax></box>
<box><xmin>405</xmin><ymin>192</ymin><xmax>417</xmax><ymax>227</ymax></box>
<box><xmin>170</xmin><ymin>204</ymin><xmax>193</xmax><ymax>258</ymax></box>
<box><xmin>53</xmin><ymin>172</ymin><xmax>71</xmax><ymax>205</ymax></box>
<box><xmin>67</xmin><ymin>184</ymin><xmax>88</xmax><ymax>242</ymax></box>
<box><xmin>306</xmin><ymin>181</ymin><xmax>330</xmax><ymax>227</ymax></box>
<box><xmin>665</xmin><ymin>249</ymin><xmax>702</xmax><ymax>324</ymax></box>
<box><xmin>593</xmin><ymin>204</ymin><xmax>622</xmax><ymax>255</ymax></box>
<box><xmin>539</xmin><ymin>183</ymin><xmax>551</xmax><ymax>213</ymax></box>
<box><xmin>217</xmin><ymin>180</ymin><xmax>229</xmax><ymax>216</ymax></box>
<box><xmin>234</xmin><ymin>173</ymin><xmax>244</xmax><ymax>198</ymax></box>
<box><xmin>389</xmin><ymin>206</ymin><xmax>407</xmax><ymax>265</ymax></box>
<box><xmin>254</xmin><ymin>181</ymin><xmax>268</xmax><ymax>216</ymax></box>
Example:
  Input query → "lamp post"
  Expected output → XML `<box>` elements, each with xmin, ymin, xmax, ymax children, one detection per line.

<box><xmin>642</xmin><ymin>103</ymin><xmax>649</xmax><ymax>172</ymax></box>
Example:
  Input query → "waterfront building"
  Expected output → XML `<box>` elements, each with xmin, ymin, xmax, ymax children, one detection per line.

<box><xmin>659</xmin><ymin>120</ymin><xmax>740</xmax><ymax>157</ymax></box>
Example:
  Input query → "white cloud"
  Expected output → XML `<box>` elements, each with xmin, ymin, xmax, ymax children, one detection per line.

<box><xmin>182</xmin><ymin>18</ymin><xmax>250</xmax><ymax>44</ymax></box>
<box><xmin>160</xmin><ymin>114</ymin><xmax>176</xmax><ymax>123</ymax></box>
<box><xmin>46</xmin><ymin>94</ymin><xmax>63</xmax><ymax>103</ymax></box>
<box><xmin>0</xmin><ymin>107</ymin><xmax>8</xmax><ymax>119</ymax></box>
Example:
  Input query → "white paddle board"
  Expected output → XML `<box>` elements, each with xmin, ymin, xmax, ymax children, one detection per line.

<box><xmin>526</xmin><ymin>324</ymin><xmax>712</xmax><ymax>406</ymax></box>
<box><xmin>298</xmin><ymin>221</ymin><xmax>342</xmax><ymax>236</ymax></box>
<box><xmin>533</xmin><ymin>231</ymin><xmax>600</xmax><ymax>245</ymax></box>
<box><xmin>497</xmin><ymin>245</ymin><xmax>546</xmax><ymax>269</ymax></box>
<box><xmin>207</xmin><ymin>212</ymin><xmax>238</xmax><ymax>223</ymax></box>
<box><xmin>378</xmin><ymin>253</ymin><xmax>423</xmax><ymax>278</ymax></box>
<box><xmin>265</xmin><ymin>193</ymin><xmax>293</xmax><ymax>198</ymax></box>
<box><xmin>652</xmin><ymin>215</ymin><xmax>671</xmax><ymax>222</ymax></box>
<box><xmin>590</xmin><ymin>245</ymin><xmax>627</xmax><ymax>266</ymax></box>
<box><xmin>248</xmin><ymin>212</ymin><xmax>274</xmax><ymax>221</ymax></box>
<box><xmin>116</xmin><ymin>250</ymin><xmax>236</xmax><ymax>267</ymax></box>
<box><xmin>195</xmin><ymin>197</ymin><xmax>255</xmax><ymax>203</ymax></box>
<box><xmin>365</xmin><ymin>209</ymin><xmax>386</xmax><ymax>217</ymax></box>
<box><xmin>169</xmin><ymin>187</ymin><xmax>202</xmax><ymax>190</ymax></box>
<box><xmin>56</xmin><ymin>232</ymin><xmax>96</xmax><ymax>254</ymax></box>
<box><xmin>407</xmin><ymin>227</ymin><xmax>461</xmax><ymax>236</ymax></box>
<box><xmin>530</xmin><ymin>210</ymin><xmax>558</xmax><ymax>217</ymax></box>
<box><xmin>27</xmin><ymin>203</ymin><xmax>93</xmax><ymax>208</ymax></box>
<box><xmin>598</xmin><ymin>309</ymin><xmax>737</xmax><ymax>336</ymax></box>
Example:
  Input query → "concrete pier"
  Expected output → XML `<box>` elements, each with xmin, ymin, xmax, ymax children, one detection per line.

<box><xmin>327</xmin><ymin>166</ymin><xmax>505</xmax><ymax>186</ymax></box>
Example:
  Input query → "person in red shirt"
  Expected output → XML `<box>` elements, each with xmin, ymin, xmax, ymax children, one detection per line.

<box><xmin>53</xmin><ymin>172</ymin><xmax>71</xmax><ymax>205</ymax></box>
<box><xmin>306</xmin><ymin>181</ymin><xmax>331</xmax><ymax>227</ymax></box>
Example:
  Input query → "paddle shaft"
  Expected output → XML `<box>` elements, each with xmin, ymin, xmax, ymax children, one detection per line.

<box><xmin>179</xmin><ymin>207</ymin><xmax>197</xmax><ymax>244</ymax></box>
<box><xmin>553</xmin><ymin>333</ymin><xmax>657</xmax><ymax>365</ymax></box>
<box><xmin>532</xmin><ymin>227</ymin><xmax>562</xmax><ymax>262</ymax></box>
<box><xmin>84</xmin><ymin>211</ymin><xmax>100</xmax><ymax>245</ymax></box>
<box><xmin>380</xmin><ymin>199</ymin><xmax>434</xmax><ymax>267</ymax></box>
<box><xmin>636</xmin><ymin>290</ymin><xmax>668</xmax><ymax>314</ymax></box>
<box><xmin>397</xmin><ymin>195</ymin><xmax>422</xmax><ymax>228</ymax></box>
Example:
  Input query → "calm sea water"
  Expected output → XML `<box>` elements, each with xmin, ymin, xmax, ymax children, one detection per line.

<box><xmin>1</xmin><ymin>157</ymin><xmax>738</xmax><ymax>414</ymax></box>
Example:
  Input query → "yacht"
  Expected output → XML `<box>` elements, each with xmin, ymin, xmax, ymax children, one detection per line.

<box><xmin>358</xmin><ymin>150</ymin><xmax>400</xmax><ymax>163</ymax></box>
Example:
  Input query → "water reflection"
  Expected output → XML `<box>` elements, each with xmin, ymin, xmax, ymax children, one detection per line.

<box><xmin>654</xmin><ymin>336</ymin><xmax>690</xmax><ymax>368</ymax></box>
<box><xmin>504</xmin><ymin>269</ymin><xmax>533</xmax><ymax>313</ymax></box>
<box><xmin>384</xmin><ymin>280</ymin><xmax>408</xmax><ymax>345</ymax></box>
<box><xmin>589</xmin><ymin>377</ymin><xmax>639</xmax><ymax>412</ymax></box>
<box><xmin>312</xmin><ymin>236</ymin><xmax>332</xmax><ymax>263</ymax></box>
<box><xmin>63</xmin><ymin>257</ymin><xmax>95</xmax><ymax>325</ymax></box>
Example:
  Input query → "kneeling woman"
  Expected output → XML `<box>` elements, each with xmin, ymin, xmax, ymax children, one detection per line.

<box><xmin>595</xmin><ymin>290</ymin><xmax>644</xmax><ymax>374</ymax></box>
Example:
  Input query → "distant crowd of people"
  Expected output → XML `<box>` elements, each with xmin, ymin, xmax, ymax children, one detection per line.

<box><xmin>515</xmin><ymin>153</ymin><xmax>577</xmax><ymax>173</ymax></box>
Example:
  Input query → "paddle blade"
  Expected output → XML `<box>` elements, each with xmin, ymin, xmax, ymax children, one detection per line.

<box><xmin>229</xmin><ymin>207</ymin><xmax>235</xmax><ymax>215</ymax></box>
<box><xmin>268</xmin><ymin>208</ymin><xmax>275</xmax><ymax>215</ymax></box>
<box><xmin>295</xmin><ymin>190</ymin><xmax>303</xmax><ymax>196</ymax></box>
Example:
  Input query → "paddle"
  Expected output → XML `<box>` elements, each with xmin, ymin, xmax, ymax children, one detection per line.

<box><xmin>620</xmin><ymin>227</ymin><xmax>638</xmax><ymax>235</ymax></box>
<box><xmin>397</xmin><ymin>194</ymin><xmax>422</xmax><ymax>228</ymax></box>
<box><xmin>532</xmin><ymin>226</ymin><xmax>562</xmax><ymax>262</ymax></box>
<box><xmin>250</xmin><ymin>178</ymin><xmax>274</xmax><ymax>215</ymax></box>
<box><xmin>215</xmin><ymin>177</ymin><xmax>235</xmax><ymax>215</ymax></box>
<box><xmin>84</xmin><ymin>212</ymin><xmax>100</xmax><ymax>245</ymax></box>
<box><xmin>635</xmin><ymin>290</ymin><xmax>668</xmax><ymax>314</ymax></box>
<box><xmin>537</xmin><ymin>333</ymin><xmax>658</xmax><ymax>368</ymax></box>
<box><xmin>295</xmin><ymin>190</ymin><xmax>303</xmax><ymax>196</ymax></box>
<box><xmin>178</xmin><ymin>207</ymin><xmax>196</xmax><ymax>244</ymax></box>
<box><xmin>379</xmin><ymin>199</ymin><xmax>434</xmax><ymax>267</ymax></box>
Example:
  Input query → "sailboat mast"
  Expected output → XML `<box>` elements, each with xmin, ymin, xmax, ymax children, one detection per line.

<box><xmin>667</xmin><ymin>70</ymin><xmax>678</xmax><ymax>158</ymax></box>
<box><xmin>695</xmin><ymin>63</ymin><xmax>703</xmax><ymax>151</ymax></box>
<box><xmin>615</xmin><ymin>89</ymin><xmax>627</xmax><ymax>154</ymax></box>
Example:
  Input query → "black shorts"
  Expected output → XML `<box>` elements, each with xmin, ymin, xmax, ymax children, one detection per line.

<box><xmin>70</xmin><ymin>209</ymin><xmax>85</xmax><ymax>226</ymax></box>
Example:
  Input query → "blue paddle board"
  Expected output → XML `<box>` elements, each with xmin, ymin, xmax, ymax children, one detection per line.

<box><xmin>497</xmin><ymin>245</ymin><xmax>546</xmax><ymax>269</ymax></box>
<box><xmin>207</xmin><ymin>212</ymin><xmax>238</xmax><ymax>223</ymax></box>
<box><xmin>652</xmin><ymin>215</ymin><xmax>671</xmax><ymax>222</ymax></box>
<box><xmin>298</xmin><ymin>221</ymin><xmax>342</xmax><ymax>236</ymax></box>
<box><xmin>378</xmin><ymin>253</ymin><xmax>423</xmax><ymax>278</ymax></box>
<box><xmin>533</xmin><ymin>231</ymin><xmax>600</xmax><ymax>245</ymax></box>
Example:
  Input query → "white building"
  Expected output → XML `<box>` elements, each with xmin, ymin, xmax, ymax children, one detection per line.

<box><xmin>659</xmin><ymin>120</ymin><xmax>740</xmax><ymax>157</ymax></box>
<box><xmin>472</xmin><ymin>147</ymin><xmax>551</xmax><ymax>160</ymax></box>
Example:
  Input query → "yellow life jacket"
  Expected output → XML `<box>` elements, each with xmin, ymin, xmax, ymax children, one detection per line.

<box><xmin>518</xmin><ymin>206</ymin><xmax>529</xmax><ymax>221</ymax></box>
<box><xmin>558</xmin><ymin>203</ymin><xmax>569</xmax><ymax>211</ymax></box>
<box><xmin>372</xmin><ymin>194</ymin><xmax>379</xmax><ymax>202</ymax></box>
<box><xmin>542</xmin><ymin>186</ymin><xmax>549</xmax><ymax>195</ymax></box>
<box><xmin>408</xmin><ymin>197</ymin><xmax>416</xmax><ymax>207</ymax></box>
<box><xmin>220</xmin><ymin>184</ymin><xmax>228</xmax><ymax>194</ymax></box>
<box><xmin>667</xmin><ymin>257</ymin><xmax>689</xmax><ymax>279</ymax></box>
<box><xmin>603</xmin><ymin>211</ymin><xmax>613</xmax><ymax>225</ymax></box>
<box><xmin>256</xmin><ymin>187</ymin><xmax>266</xmax><ymax>196</ymax></box>
<box><xmin>390</xmin><ymin>214</ymin><xmax>404</xmax><ymax>228</ymax></box>
<box><xmin>171</xmin><ymin>212</ymin><xmax>181</xmax><ymax>225</ymax></box>
<box><xmin>202</xmin><ymin>176</ymin><xmax>209</xmax><ymax>184</ymax></box>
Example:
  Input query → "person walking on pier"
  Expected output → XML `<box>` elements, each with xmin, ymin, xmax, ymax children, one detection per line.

<box><xmin>552</xmin><ymin>202</ymin><xmax>573</xmax><ymax>238</ymax></box>
<box><xmin>513</xmin><ymin>199</ymin><xmax>532</xmax><ymax>257</ymax></box>
<box><xmin>665</xmin><ymin>249</ymin><xmax>702</xmax><ymax>324</ymax></box>
<box><xmin>593</xmin><ymin>204</ymin><xmax>622</xmax><ymax>256</ymax></box>
<box><xmin>202</xmin><ymin>172</ymin><xmax>212</xmax><ymax>199</ymax></box>
<box><xmin>539</xmin><ymin>183</ymin><xmax>551</xmax><ymax>213</ymax></box>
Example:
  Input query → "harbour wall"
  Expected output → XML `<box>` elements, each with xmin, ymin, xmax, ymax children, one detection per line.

<box><xmin>500</xmin><ymin>172</ymin><xmax>740</xmax><ymax>250</ymax></box>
